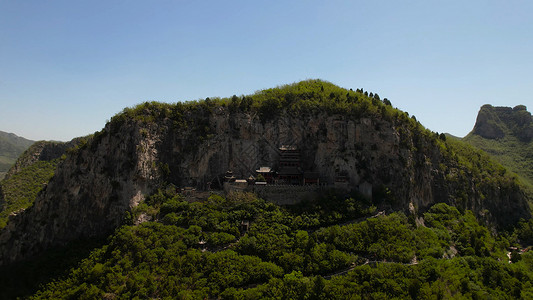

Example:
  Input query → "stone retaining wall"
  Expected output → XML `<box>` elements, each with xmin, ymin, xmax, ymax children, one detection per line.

<box><xmin>252</xmin><ymin>185</ymin><xmax>320</xmax><ymax>205</ymax></box>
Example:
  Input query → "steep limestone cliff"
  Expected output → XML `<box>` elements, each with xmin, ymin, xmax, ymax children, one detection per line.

<box><xmin>0</xmin><ymin>81</ymin><xmax>529</xmax><ymax>266</ymax></box>
<box><xmin>472</xmin><ymin>104</ymin><xmax>533</xmax><ymax>142</ymax></box>
<box><xmin>0</xmin><ymin>121</ymin><xmax>159</xmax><ymax>265</ymax></box>
<box><xmin>465</xmin><ymin>104</ymin><xmax>533</xmax><ymax>196</ymax></box>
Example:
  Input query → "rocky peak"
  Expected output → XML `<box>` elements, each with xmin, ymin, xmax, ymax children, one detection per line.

<box><xmin>472</xmin><ymin>104</ymin><xmax>533</xmax><ymax>142</ymax></box>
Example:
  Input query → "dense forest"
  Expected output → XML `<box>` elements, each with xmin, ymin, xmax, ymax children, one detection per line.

<box><xmin>13</xmin><ymin>190</ymin><xmax>532</xmax><ymax>299</ymax></box>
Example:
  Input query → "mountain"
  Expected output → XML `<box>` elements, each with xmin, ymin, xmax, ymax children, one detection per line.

<box><xmin>21</xmin><ymin>198</ymin><xmax>533</xmax><ymax>299</ymax></box>
<box><xmin>0</xmin><ymin>131</ymin><xmax>34</xmax><ymax>180</ymax></box>
<box><xmin>470</xmin><ymin>104</ymin><xmax>533</xmax><ymax>142</ymax></box>
<box><xmin>463</xmin><ymin>104</ymin><xmax>533</xmax><ymax>195</ymax></box>
<box><xmin>0</xmin><ymin>139</ymin><xmax>80</xmax><ymax>229</ymax></box>
<box><xmin>0</xmin><ymin>80</ymin><xmax>529</xmax><ymax>269</ymax></box>
<box><xmin>1</xmin><ymin>80</ymin><xmax>533</xmax><ymax>298</ymax></box>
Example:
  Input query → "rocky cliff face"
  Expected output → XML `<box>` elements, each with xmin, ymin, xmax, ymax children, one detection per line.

<box><xmin>0</xmin><ymin>93</ymin><xmax>530</xmax><ymax>266</ymax></box>
<box><xmin>472</xmin><ymin>104</ymin><xmax>533</xmax><ymax>142</ymax></box>
<box><xmin>465</xmin><ymin>104</ymin><xmax>533</xmax><ymax>199</ymax></box>
<box><xmin>0</xmin><ymin>121</ymin><xmax>157</xmax><ymax>265</ymax></box>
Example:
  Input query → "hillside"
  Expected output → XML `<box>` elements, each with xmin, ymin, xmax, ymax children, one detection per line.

<box><xmin>21</xmin><ymin>195</ymin><xmax>533</xmax><ymax>299</ymax></box>
<box><xmin>463</xmin><ymin>105</ymin><xmax>533</xmax><ymax>195</ymax></box>
<box><xmin>0</xmin><ymin>139</ymin><xmax>79</xmax><ymax>229</ymax></box>
<box><xmin>0</xmin><ymin>131</ymin><xmax>34</xmax><ymax>180</ymax></box>
<box><xmin>0</xmin><ymin>80</ymin><xmax>531</xmax><ymax>298</ymax></box>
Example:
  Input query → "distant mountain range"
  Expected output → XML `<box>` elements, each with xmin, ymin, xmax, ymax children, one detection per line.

<box><xmin>0</xmin><ymin>131</ymin><xmax>34</xmax><ymax>180</ymax></box>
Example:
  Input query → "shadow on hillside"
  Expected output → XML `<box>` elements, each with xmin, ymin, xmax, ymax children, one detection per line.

<box><xmin>0</xmin><ymin>237</ymin><xmax>106</xmax><ymax>299</ymax></box>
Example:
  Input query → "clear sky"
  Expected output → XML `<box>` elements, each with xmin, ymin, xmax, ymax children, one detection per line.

<box><xmin>1</xmin><ymin>0</ymin><xmax>532</xmax><ymax>141</ymax></box>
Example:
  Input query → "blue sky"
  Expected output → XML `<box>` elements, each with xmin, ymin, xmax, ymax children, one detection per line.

<box><xmin>1</xmin><ymin>1</ymin><xmax>532</xmax><ymax>141</ymax></box>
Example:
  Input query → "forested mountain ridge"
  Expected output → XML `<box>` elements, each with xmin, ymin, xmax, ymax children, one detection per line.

<box><xmin>0</xmin><ymin>131</ymin><xmax>34</xmax><ymax>180</ymax></box>
<box><xmin>0</xmin><ymin>80</ymin><xmax>529</xmax><ymax>270</ymax></box>
<box><xmin>464</xmin><ymin>105</ymin><xmax>533</xmax><ymax>195</ymax></box>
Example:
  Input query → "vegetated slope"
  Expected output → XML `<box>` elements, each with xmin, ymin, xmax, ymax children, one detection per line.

<box><xmin>463</xmin><ymin>104</ymin><xmax>533</xmax><ymax>196</ymax></box>
<box><xmin>0</xmin><ymin>160</ymin><xmax>56</xmax><ymax>229</ymax></box>
<box><xmin>0</xmin><ymin>140</ymin><xmax>79</xmax><ymax>229</ymax></box>
<box><xmin>4</xmin><ymin>138</ymin><xmax>79</xmax><ymax>180</ymax></box>
<box><xmin>0</xmin><ymin>80</ymin><xmax>529</xmax><ymax>269</ymax></box>
<box><xmin>0</xmin><ymin>131</ymin><xmax>34</xmax><ymax>180</ymax></box>
<box><xmin>24</xmin><ymin>192</ymin><xmax>533</xmax><ymax>299</ymax></box>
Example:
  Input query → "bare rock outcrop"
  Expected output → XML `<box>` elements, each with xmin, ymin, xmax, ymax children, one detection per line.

<box><xmin>472</xmin><ymin>104</ymin><xmax>533</xmax><ymax>142</ymax></box>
